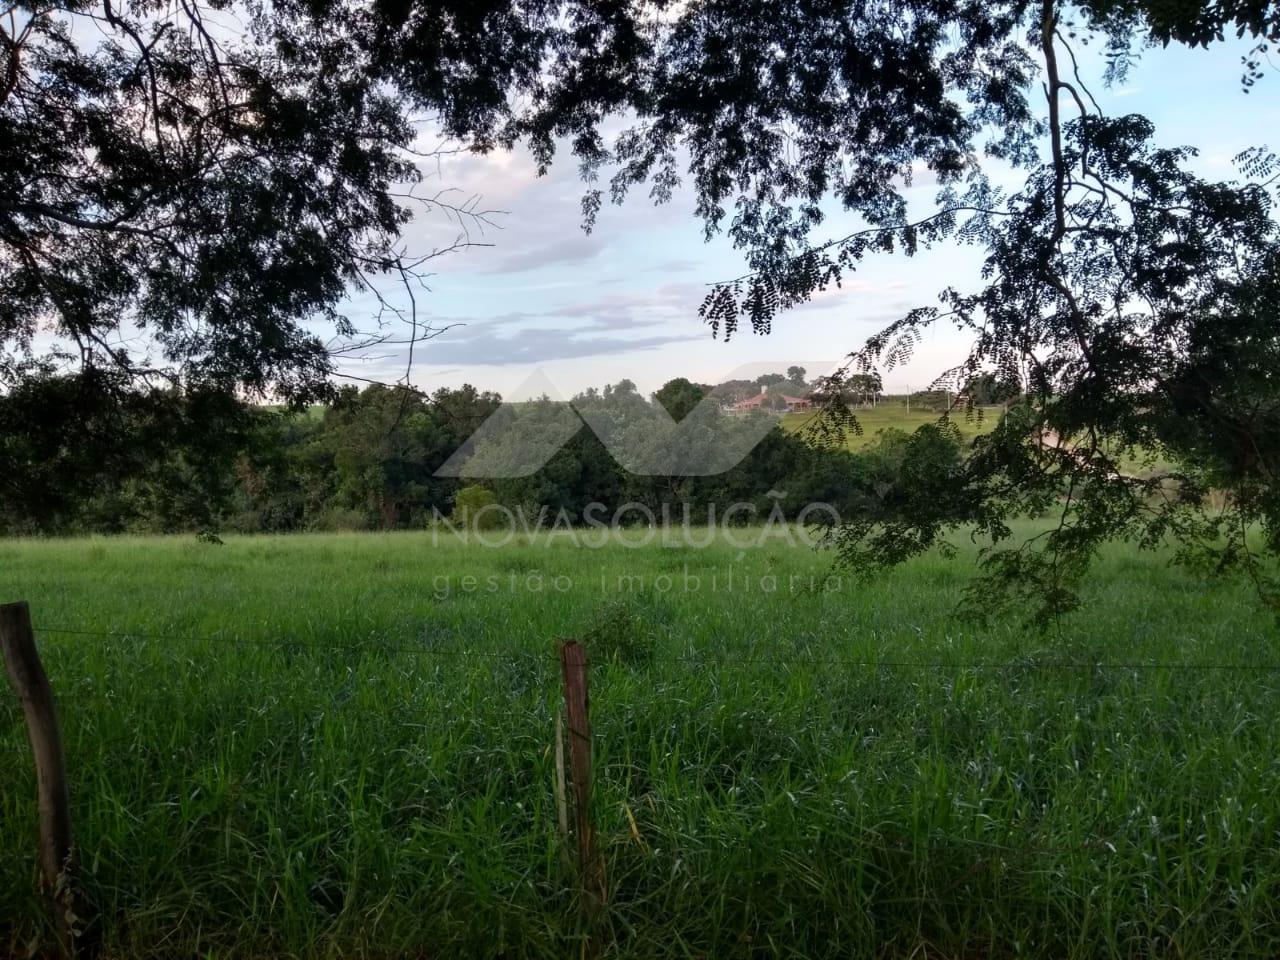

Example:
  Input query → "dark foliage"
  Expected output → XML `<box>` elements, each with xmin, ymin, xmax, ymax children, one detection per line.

<box><xmin>504</xmin><ymin>0</ymin><xmax>1280</xmax><ymax>619</ymax></box>
<box><xmin>5</xmin><ymin>0</ymin><xmax>1280</xmax><ymax>617</ymax></box>
<box><xmin>0</xmin><ymin>378</ymin><xmax>950</xmax><ymax>536</ymax></box>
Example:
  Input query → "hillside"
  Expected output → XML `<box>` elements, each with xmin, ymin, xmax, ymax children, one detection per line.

<box><xmin>781</xmin><ymin>402</ymin><xmax>1005</xmax><ymax>450</ymax></box>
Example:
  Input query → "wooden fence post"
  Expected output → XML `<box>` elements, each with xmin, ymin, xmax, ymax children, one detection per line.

<box><xmin>559</xmin><ymin>640</ymin><xmax>606</xmax><ymax>919</ymax></box>
<box><xmin>1</xmin><ymin>601</ymin><xmax>89</xmax><ymax>959</ymax></box>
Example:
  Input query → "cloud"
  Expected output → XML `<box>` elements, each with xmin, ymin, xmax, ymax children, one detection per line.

<box><xmin>426</xmin><ymin>282</ymin><xmax>708</xmax><ymax>336</ymax></box>
<box><xmin>405</xmin><ymin>325</ymin><xmax>701</xmax><ymax>366</ymax></box>
<box><xmin>336</xmin><ymin>284</ymin><xmax>713</xmax><ymax>374</ymax></box>
<box><xmin>656</xmin><ymin>258</ymin><xmax>701</xmax><ymax>273</ymax></box>
<box><xmin>397</xmin><ymin>135</ymin><xmax>696</xmax><ymax>281</ymax></box>
<box><xmin>475</xmin><ymin>233</ymin><xmax>606</xmax><ymax>273</ymax></box>
<box><xmin>553</xmin><ymin>282</ymin><xmax>706</xmax><ymax>328</ymax></box>
<box><xmin>337</xmin><ymin>282</ymin><xmax>716</xmax><ymax>378</ymax></box>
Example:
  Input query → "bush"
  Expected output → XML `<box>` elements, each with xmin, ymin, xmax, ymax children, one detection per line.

<box><xmin>312</xmin><ymin>507</ymin><xmax>369</xmax><ymax>531</ymax></box>
<box><xmin>579</xmin><ymin>598</ymin><xmax>657</xmax><ymax>668</ymax></box>
<box><xmin>226</xmin><ymin>510</ymin><xmax>264</xmax><ymax>534</ymax></box>
<box><xmin>452</xmin><ymin>485</ymin><xmax>502</xmax><ymax>530</ymax></box>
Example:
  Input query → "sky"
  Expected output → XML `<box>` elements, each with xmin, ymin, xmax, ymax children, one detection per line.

<box><xmin>332</xmin><ymin>32</ymin><xmax>1280</xmax><ymax>401</ymax></box>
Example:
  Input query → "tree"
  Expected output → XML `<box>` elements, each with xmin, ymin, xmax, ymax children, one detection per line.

<box><xmin>847</xmin><ymin>373</ymin><xmax>884</xmax><ymax>407</ymax></box>
<box><xmin>506</xmin><ymin>0</ymin><xmax>1280</xmax><ymax>621</ymax></box>
<box><xmin>451</xmin><ymin>485</ymin><xmax>500</xmax><ymax>530</ymax></box>
<box><xmin>908</xmin><ymin>390</ymin><xmax>953</xmax><ymax>414</ymax></box>
<box><xmin>225</xmin><ymin>408</ymin><xmax>328</xmax><ymax>533</ymax></box>
<box><xmin>0</xmin><ymin>372</ymin><xmax>252</xmax><ymax>533</ymax></box>
<box><xmin>5</xmin><ymin>1</ymin><xmax>386</xmax><ymax>400</ymax></box>
<box><xmin>0</xmin><ymin>0</ymin><xmax>575</xmax><ymax>509</ymax></box>
<box><xmin>964</xmin><ymin>372</ymin><xmax>1022</xmax><ymax>406</ymax></box>
<box><xmin>786</xmin><ymin>366</ymin><xmax>808</xmax><ymax>385</ymax></box>
<box><xmin>708</xmin><ymin>379</ymin><xmax>758</xmax><ymax>405</ymax></box>
<box><xmin>769</xmin><ymin>378</ymin><xmax>809</xmax><ymax>396</ymax></box>
<box><xmin>760</xmin><ymin>391</ymin><xmax>791</xmax><ymax>413</ymax></box>
<box><xmin>318</xmin><ymin>385</ymin><xmax>431</xmax><ymax>529</ymax></box>
<box><xmin>8</xmin><ymin>0</ymin><xmax>1280</xmax><ymax>619</ymax></box>
<box><xmin>653</xmin><ymin>377</ymin><xmax>707</xmax><ymax>421</ymax></box>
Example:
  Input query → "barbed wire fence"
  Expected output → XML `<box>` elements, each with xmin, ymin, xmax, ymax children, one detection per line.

<box><xmin>28</xmin><ymin>623</ymin><xmax>1280</xmax><ymax>672</ymax></box>
<box><xmin>6</xmin><ymin>601</ymin><xmax>1280</xmax><ymax>957</ymax></box>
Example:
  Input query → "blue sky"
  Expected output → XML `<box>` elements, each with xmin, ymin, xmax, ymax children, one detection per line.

<box><xmin>334</xmin><ymin>32</ymin><xmax>1278</xmax><ymax>400</ymax></box>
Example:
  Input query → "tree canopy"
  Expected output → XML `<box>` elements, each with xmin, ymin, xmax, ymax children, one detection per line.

<box><xmin>13</xmin><ymin>0</ymin><xmax>1268</xmax><ymax>399</ymax></box>
<box><xmin>0</xmin><ymin>377</ymin><xmax>912</xmax><ymax>536</ymax></box>
<box><xmin>512</xmin><ymin>0</ymin><xmax>1280</xmax><ymax>619</ymax></box>
<box><xmin>4</xmin><ymin>0</ymin><xmax>1280</xmax><ymax>617</ymax></box>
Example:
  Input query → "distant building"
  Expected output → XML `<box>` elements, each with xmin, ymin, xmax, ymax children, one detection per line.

<box><xmin>728</xmin><ymin>392</ymin><xmax>768</xmax><ymax>414</ymax></box>
<box><xmin>727</xmin><ymin>387</ymin><xmax>814</xmax><ymax>415</ymax></box>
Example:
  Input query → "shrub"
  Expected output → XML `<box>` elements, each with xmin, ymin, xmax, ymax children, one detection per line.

<box><xmin>580</xmin><ymin>598</ymin><xmax>657</xmax><ymax>668</ymax></box>
<box><xmin>452</xmin><ymin>485</ymin><xmax>502</xmax><ymax>530</ymax></box>
<box><xmin>312</xmin><ymin>507</ymin><xmax>369</xmax><ymax>532</ymax></box>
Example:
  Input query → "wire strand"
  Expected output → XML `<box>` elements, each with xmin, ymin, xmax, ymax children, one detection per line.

<box><xmin>33</xmin><ymin>625</ymin><xmax>1280</xmax><ymax>672</ymax></box>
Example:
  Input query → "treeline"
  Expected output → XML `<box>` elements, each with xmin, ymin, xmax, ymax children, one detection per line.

<box><xmin>0</xmin><ymin>376</ymin><xmax>967</xmax><ymax>535</ymax></box>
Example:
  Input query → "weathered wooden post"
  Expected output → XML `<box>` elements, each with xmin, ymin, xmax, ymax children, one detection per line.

<box><xmin>558</xmin><ymin>640</ymin><xmax>606</xmax><ymax>920</ymax></box>
<box><xmin>1</xmin><ymin>601</ymin><xmax>90</xmax><ymax>958</ymax></box>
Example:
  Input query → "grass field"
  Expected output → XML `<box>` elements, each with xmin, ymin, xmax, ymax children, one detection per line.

<box><xmin>781</xmin><ymin>404</ymin><xmax>1177</xmax><ymax>478</ymax></box>
<box><xmin>781</xmin><ymin>402</ymin><xmax>1004</xmax><ymax>450</ymax></box>
<box><xmin>2</xmin><ymin>527</ymin><xmax>1279</xmax><ymax>958</ymax></box>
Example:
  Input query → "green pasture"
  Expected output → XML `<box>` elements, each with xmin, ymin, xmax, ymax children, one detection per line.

<box><xmin>781</xmin><ymin>403</ymin><xmax>1004</xmax><ymax>450</ymax></box>
<box><xmin>1</xmin><ymin>527</ymin><xmax>1277</xmax><ymax>958</ymax></box>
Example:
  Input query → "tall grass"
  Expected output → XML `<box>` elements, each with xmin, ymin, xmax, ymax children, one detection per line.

<box><xmin>1</xmin><ymin>526</ymin><xmax>1278</xmax><ymax>958</ymax></box>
